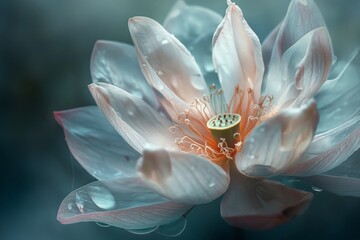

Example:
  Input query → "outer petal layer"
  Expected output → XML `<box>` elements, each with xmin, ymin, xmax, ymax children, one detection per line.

<box><xmin>264</xmin><ymin>0</ymin><xmax>333</xmax><ymax>104</ymax></box>
<box><xmin>236</xmin><ymin>100</ymin><xmax>319</xmax><ymax>177</ymax></box>
<box><xmin>54</xmin><ymin>106</ymin><xmax>139</xmax><ymax>180</ymax></box>
<box><xmin>90</xmin><ymin>41</ymin><xmax>159</xmax><ymax>108</ymax></box>
<box><xmin>89</xmin><ymin>83</ymin><xmax>175</xmax><ymax>153</ymax></box>
<box><xmin>129</xmin><ymin>16</ymin><xmax>208</xmax><ymax>105</ymax></box>
<box><xmin>221</xmin><ymin>164</ymin><xmax>313</xmax><ymax>229</ymax></box>
<box><xmin>213</xmin><ymin>3</ymin><xmax>264</xmax><ymax>103</ymax></box>
<box><xmin>280</xmin><ymin>27</ymin><xmax>332</xmax><ymax>106</ymax></box>
<box><xmin>57</xmin><ymin>178</ymin><xmax>191</xmax><ymax>230</ymax></box>
<box><xmin>137</xmin><ymin>146</ymin><xmax>230</xmax><ymax>205</ymax></box>
<box><xmin>163</xmin><ymin>0</ymin><xmax>222</xmax><ymax>86</ymax></box>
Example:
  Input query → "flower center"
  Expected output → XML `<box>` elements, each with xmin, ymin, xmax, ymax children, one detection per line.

<box><xmin>169</xmin><ymin>84</ymin><xmax>274</xmax><ymax>165</ymax></box>
<box><xmin>207</xmin><ymin>113</ymin><xmax>241</xmax><ymax>149</ymax></box>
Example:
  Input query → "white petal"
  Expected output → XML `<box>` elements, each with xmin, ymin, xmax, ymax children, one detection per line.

<box><xmin>89</xmin><ymin>83</ymin><xmax>176</xmax><ymax>153</ymax></box>
<box><xmin>163</xmin><ymin>0</ymin><xmax>221</xmax><ymax>46</ymax></box>
<box><xmin>279</xmin><ymin>27</ymin><xmax>332</xmax><ymax>106</ymax></box>
<box><xmin>213</xmin><ymin>3</ymin><xmax>264</xmax><ymax>103</ymax></box>
<box><xmin>305</xmin><ymin>151</ymin><xmax>360</xmax><ymax>197</ymax></box>
<box><xmin>128</xmin><ymin>17</ymin><xmax>208</xmax><ymax>105</ymax></box>
<box><xmin>287</xmin><ymin>119</ymin><xmax>360</xmax><ymax>176</ymax></box>
<box><xmin>137</xmin><ymin>146</ymin><xmax>230</xmax><ymax>205</ymax></box>
<box><xmin>315</xmin><ymin>50</ymin><xmax>360</xmax><ymax>134</ymax></box>
<box><xmin>221</xmin><ymin>163</ymin><xmax>313</xmax><ymax>229</ymax></box>
<box><xmin>264</xmin><ymin>0</ymin><xmax>333</xmax><ymax>99</ymax></box>
<box><xmin>54</xmin><ymin>106</ymin><xmax>139</xmax><ymax>180</ymax></box>
<box><xmin>57</xmin><ymin>178</ymin><xmax>191</xmax><ymax>230</ymax></box>
<box><xmin>90</xmin><ymin>41</ymin><xmax>159</xmax><ymax>108</ymax></box>
<box><xmin>163</xmin><ymin>1</ymin><xmax>222</xmax><ymax>87</ymax></box>
<box><xmin>262</xmin><ymin>22</ymin><xmax>281</xmax><ymax>75</ymax></box>
<box><xmin>236</xmin><ymin>100</ymin><xmax>318</xmax><ymax>177</ymax></box>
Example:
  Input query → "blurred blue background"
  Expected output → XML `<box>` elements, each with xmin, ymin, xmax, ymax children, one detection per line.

<box><xmin>1</xmin><ymin>0</ymin><xmax>360</xmax><ymax>239</ymax></box>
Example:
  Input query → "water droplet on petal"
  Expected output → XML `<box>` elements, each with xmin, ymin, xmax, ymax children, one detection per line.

<box><xmin>88</xmin><ymin>186</ymin><xmax>116</xmax><ymax>210</ymax></box>
<box><xmin>208</xmin><ymin>182</ymin><xmax>215</xmax><ymax>188</ymax></box>
<box><xmin>311</xmin><ymin>185</ymin><xmax>323</xmax><ymax>192</ymax></box>
<box><xmin>161</xmin><ymin>39</ymin><xmax>169</xmax><ymax>45</ymax></box>
<box><xmin>157</xmin><ymin>70</ymin><xmax>164</xmax><ymax>76</ymax></box>
<box><xmin>67</xmin><ymin>203</ymin><xmax>73</xmax><ymax>210</ymax></box>
<box><xmin>156</xmin><ymin>217</ymin><xmax>187</xmax><ymax>237</ymax></box>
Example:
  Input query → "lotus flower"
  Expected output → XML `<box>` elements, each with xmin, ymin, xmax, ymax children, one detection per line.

<box><xmin>55</xmin><ymin>0</ymin><xmax>360</xmax><ymax>234</ymax></box>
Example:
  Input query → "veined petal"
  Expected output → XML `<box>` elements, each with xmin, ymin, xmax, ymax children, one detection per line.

<box><xmin>213</xmin><ymin>3</ymin><xmax>264</xmax><ymax>104</ymax></box>
<box><xmin>163</xmin><ymin>0</ymin><xmax>222</xmax><ymax>46</ymax></box>
<box><xmin>264</xmin><ymin>0</ymin><xmax>333</xmax><ymax>99</ymax></box>
<box><xmin>221</xmin><ymin>163</ymin><xmax>313</xmax><ymax>229</ymax></box>
<box><xmin>315</xmin><ymin>50</ymin><xmax>360</xmax><ymax>134</ymax></box>
<box><xmin>137</xmin><ymin>146</ymin><xmax>230</xmax><ymax>205</ymax></box>
<box><xmin>163</xmin><ymin>1</ymin><xmax>222</xmax><ymax>87</ymax></box>
<box><xmin>280</xmin><ymin>27</ymin><xmax>332</xmax><ymax>106</ymax></box>
<box><xmin>54</xmin><ymin>106</ymin><xmax>139</xmax><ymax>180</ymax></box>
<box><xmin>305</xmin><ymin>151</ymin><xmax>360</xmax><ymax>197</ymax></box>
<box><xmin>262</xmin><ymin>22</ymin><xmax>281</xmax><ymax>75</ymax></box>
<box><xmin>128</xmin><ymin>16</ymin><xmax>208</xmax><ymax>105</ymax></box>
<box><xmin>89</xmin><ymin>83</ymin><xmax>176</xmax><ymax>153</ymax></box>
<box><xmin>90</xmin><ymin>41</ymin><xmax>159</xmax><ymax>109</ymax></box>
<box><xmin>236</xmin><ymin>100</ymin><xmax>318</xmax><ymax>177</ymax></box>
<box><xmin>286</xmin><ymin>118</ymin><xmax>360</xmax><ymax>176</ymax></box>
<box><xmin>57</xmin><ymin>178</ymin><xmax>191</xmax><ymax>230</ymax></box>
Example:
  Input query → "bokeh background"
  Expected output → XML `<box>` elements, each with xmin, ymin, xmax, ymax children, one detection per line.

<box><xmin>1</xmin><ymin>0</ymin><xmax>360</xmax><ymax>239</ymax></box>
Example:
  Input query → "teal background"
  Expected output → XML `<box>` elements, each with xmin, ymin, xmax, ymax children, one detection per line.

<box><xmin>1</xmin><ymin>0</ymin><xmax>360</xmax><ymax>239</ymax></box>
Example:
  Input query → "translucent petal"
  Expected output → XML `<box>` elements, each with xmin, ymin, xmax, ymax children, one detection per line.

<box><xmin>57</xmin><ymin>178</ymin><xmax>191</xmax><ymax>230</ymax></box>
<box><xmin>315</xmin><ymin>50</ymin><xmax>360</xmax><ymax>134</ymax></box>
<box><xmin>264</xmin><ymin>0</ymin><xmax>334</xmax><ymax>99</ymax></box>
<box><xmin>128</xmin><ymin>16</ymin><xmax>208</xmax><ymax>104</ymax></box>
<box><xmin>89</xmin><ymin>83</ymin><xmax>176</xmax><ymax>153</ymax></box>
<box><xmin>213</xmin><ymin>3</ymin><xmax>264</xmax><ymax>104</ymax></box>
<box><xmin>236</xmin><ymin>100</ymin><xmax>318</xmax><ymax>177</ymax></box>
<box><xmin>221</xmin><ymin>163</ymin><xmax>313</xmax><ymax>229</ymax></box>
<box><xmin>54</xmin><ymin>106</ymin><xmax>139</xmax><ymax>180</ymax></box>
<box><xmin>163</xmin><ymin>0</ymin><xmax>221</xmax><ymax>47</ymax></box>
<box><xmin>90</xmin><ymin>41</ymin><xmax>159</xmax><ymax>108</ymax></box>
<box><xmin>137</xmin><ymin>146</ymin><xmax>230</xmax><ymax>205</ymax></box>
<box><xmin>279</xmin><ymin>27</ymin><xmax>332</xmax><ymax>106</ymax></box>
<box><xmin>163</xmin><ymin>0</ymin><xmax>222</xmax><ymax>87</ymax></box>
<box><xmin>288</xmin><ymin>122</ymin><xmax>360</xmax><ymax>176</ymax></box>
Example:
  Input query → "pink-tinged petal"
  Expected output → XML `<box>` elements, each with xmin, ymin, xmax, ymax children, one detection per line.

<box><xmin>213</xmin><ymin>3</ymin><xmax>264</xmax><ymax>104</ymax></box>
<box><xmin>221</xmin><ymin>164</ymin><xmax>313</xmax><ymax>229</ymax></box>
<box><xmin>315</xmin><ymin>50</ymin><xmax>360</xmax><ymax>134</ymax></box>
<box><xmin>236</xmin><ymin>100</ymin><xmax>318</xmax><ymax>177</ymax></box>
<box><xmin>264</xmin><ymin>0</ymin><xmax>334</xmax><ymax>99</ymax></box>
<box><xmin>54</xmin><ymin>106</ymin><xmax>139</xmax><ymax>180</ymax></box>
<box><xmin>163</xmin><ymin>1</ymin><xmax>222</xmax><ymax>87</ymax></box>
<box><xmin>128</xmin><ymin>17</ymin><xmax>208</xmax><ymax>105</ymax></box>
<box><xmin>90</xmin><ymin>41</ymin><xmax>159</xmax><ymax>109</ymax></box>
<box><xmin>57</xmin><ymin>177</ymin><xmax>191</xmax><ymax>230</ymax></box>
<box><xmin>137</xmin><ymin>146</ymin><xmax>230</xmax><ymax>205</ymax></box>
<box><xmin>89</xmin><ymin>83</ymin><xmax>176</xmax><ymax>153</ymax></box>
<box><xmin>286</xmin><ymin>118</ymin><xmax>360</xmax><ymax>176</ymax></box>
<box><xmin>280</xmin><ymin>27</ymin><xmax>332</xmax><ymax>106</ymax></box>
<box><xmin>305</xmin><ymin>151</ymin><xmax>360</xmax><ymax>197</ymax></box>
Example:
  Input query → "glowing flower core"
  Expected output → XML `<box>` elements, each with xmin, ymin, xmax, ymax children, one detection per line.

<box><xmin>170</xmin><ymin>84</ymin><xmax>274</xmax><ymax>165</ymax></box>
